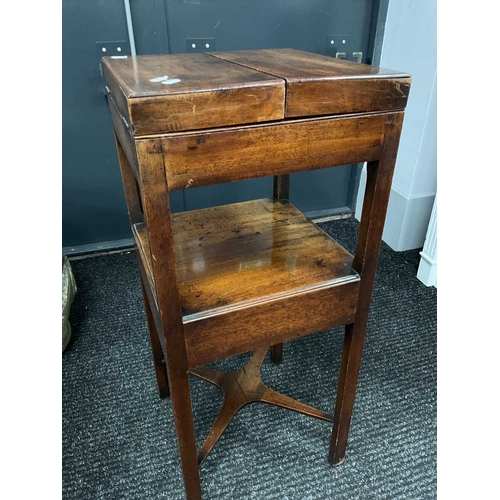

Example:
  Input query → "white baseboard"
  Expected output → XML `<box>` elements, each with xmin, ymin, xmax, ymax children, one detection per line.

<box><xmin>417</xmin><ymin>196</ymin><xmax>437</xmax><ymax>287</ymax></box>
<box><xmin>355</xmin><ymin>166</ymin><xmax>435</xmax><ymax>251</ymax></box>
<box><xmin>417</xmin><ymin>252</ymin><xmax>437</xmax><ymax>287</ymax></box>
<box><xmin>63</xmin><ymin>238</ymin><xmax>134</xmax><ymax>257</ymax></box>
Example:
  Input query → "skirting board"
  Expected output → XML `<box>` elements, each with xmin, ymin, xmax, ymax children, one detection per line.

<box><xmin>417</xmin><ymin>196</ymin><xmax>437</xmax><ymax>287</ymax></box>
<box><xmin>417</xmin><ymin>254</ymin><xmax>437</xmax><ymax>287</ymax></box>
<box><xmin>63</xmin><ymin>238</ymin><xmax>134</xmax><ymax>258</ymax></box>
<box><xmin>355</xmin><ymin>166</ymin><xmax>435</xmax><ymax>251</ymax></box>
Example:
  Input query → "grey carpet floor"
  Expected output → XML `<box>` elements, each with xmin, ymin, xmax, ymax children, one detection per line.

<box><xmin>62</xmin><ymin>217</ymin><xmax>437</xmax><ymax>499</ymax></box>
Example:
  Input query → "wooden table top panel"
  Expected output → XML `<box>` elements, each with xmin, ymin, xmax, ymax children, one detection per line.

<box><xmin>211</xmin><ymin>48</ymin><xmax>411</xmax><ymax>117</ymax></box>
<box><xmin>133</xmin><ymin>199</ymin><xmax>358</xmax><ymax>320</ymax></box>
<box><xmin>102</xmin><ymin>53</ymin><xmax>285</xmax><ymax>134</ymax></box>
<box><xmin>211</xmin><ymin>48</ymin><xmax>409</xmax><ymax>81</ymax></box>
<box><xmin>103</xmin><ymin>49</ymin><xmax>410</xmax><ymax>133</ymax></box>
<box><xmin>102</xmin><ymin>53</ymin><xmax>286</xmax><ymax>96</ymax></box>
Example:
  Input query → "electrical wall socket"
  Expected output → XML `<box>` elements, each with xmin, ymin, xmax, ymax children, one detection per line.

<box><xmin>96</xmin><ymin>41</ymin><xmax>130</xmax><ymax>71</ymax></box>
<box><xmin>326</xmin><ymin>35</ymin><xmax>351</xmax><ymax>60</ymax></box>
<box><xmin>186</xmin><ymin>38</ymin><xmax>215</xmax><ymax>53</ymax></box>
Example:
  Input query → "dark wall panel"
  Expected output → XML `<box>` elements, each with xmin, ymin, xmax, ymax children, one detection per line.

<box><xmin>63</xmin><ymin>0</ymin><xmax>128</xmax><ymax>247</ymax></box>
<box><xmin>62</xmin><ymin>0</ymin><xmax>182</xmax><ymax>247</ymax></box>
<box><xmin>62</xmin><ymin>0</ymin><xmax>376</xmax><ymax>248</ymax></box>
<box><xmin>165</xmin><ymin>0</ymin><xmax>373</xmax><ymax>54</ymax></box>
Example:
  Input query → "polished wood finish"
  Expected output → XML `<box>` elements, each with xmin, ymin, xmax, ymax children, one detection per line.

<box><xmin>102</xmin><ymin>53</ymin><xmax>285</xmax><ymax>135</ymax></box>
<box><xmin>140</xmin><ymin>277</ymin><xmax>170</xmax><ymax>399</ymax></box>
<box><xmin>136</xmin><ymin>140</ymin><xmax>202</xmax><ymax>499</ymax></box>
<box><xmin>190</xmin><ymin>348</ymin><xmax>333</xmax><ymax>465</ymax></box>
<box><xmin>270</xmin><ymin>174</ymin><xmax>290</xmax><ymax>364</ymax></box>
<box><xmin>180</xmin><ymin>198</ymin><xmax>356</xmax><ymax>315</ymax></box>
<box><xmin>133</xmin><ymin>199</ymin><xmax>357</xmax><ymax>316</ymax></box>
<box><xmin>159</xmin><ymin>112</ymin><xmax>388</xmax><ymax>190</ymax></box>
<box><xmin>113</xmin><ymin>132</ymin><xmax>142</xmax><ymax>227</ymax></box>
<box><xmin>270</xmin><ymin>341</ymin><xmax>283</xmax><ymax>365</ymax></box>
<box><xmin>132</xmin><ymin>223</ymin><xmax>155</xmax><ymax>299</ymax></box>
<box><xmin>184</xmin><ymin>278</ymin><xmax>359</xmax><ymax>368</ymax></box>
<box><xmin>105</xmin><ymin>49</ymin><xmax>410</xmax><ymax>500</ymax></box>
<box><xmin>131</xmin><ymin>198</ymin><xmax>360</xmax><ymax>367</ymax></box>
<box><xmin>113</xmin><ymin>132</ymin><xmax>168</xmax><ymax>399</ymax></box>
<box><xmin>329</xmin><ymin>113</ymin><xmax>404</xmax><ymax>466</ymax></box>
<box><xmin>273</xmin><ymin>174</ymin><xmax>290</xmax><ymax>200</ymax></box>
<box><xmin>212</xmin><ymin>48</ymin><xmax>410</xmax><ymax>118</ymax></box>
<box><xmin>109</xmin><ymin>96</ymin><xmax>139</xmax><ymax>182</ymax></box>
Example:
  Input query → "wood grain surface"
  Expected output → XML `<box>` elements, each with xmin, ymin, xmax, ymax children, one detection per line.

<box><xmin>102</xmin><ymin>53</ymin><xmax>285</xmax><ymax>135</ymax></box>
<box><xmin>136</xmin><ymin>140</ymin><xmax>202</xmax><ymax>499</ymax></box>
<box><xmin>190</xmin><ymin>348</ymin><xmax>334</xmax><ymax>464</ymax></box>
<box><xmin>211</xmin><ymin>49</ymin><xmax>411</xmax><ymax>117</ymax></box>
<box><xmin>133</xmin><ymin>198</ymin><xmax>357</xmax><ymax>317</ymax></box>
<box><xmin>132</xmin><ymin>198</ymin><xmax>360</xmax><ymax>367</ymax></box>
<box><xmin>106</xmin><ymin>49</ymin><xmax>411</xmax><ymax>498</ymax></box>
<box><xmin>158</xmin><ymin>112</ymin><xmax>389</xmax><ymax>190</ymax></box>
<box><xmin>108</xmin><ymin>96</ymin><xmax>139</xmax><ymax>182</ymax></box>
<box><xmin>329</xmin><ymin>112</ymin><xmax>405</xmax><ymax>466</ymax></box>
<box><xmin>184</xmin><ymin>278</ymin><xmax>359</xmax><ymax>368</ymax></box>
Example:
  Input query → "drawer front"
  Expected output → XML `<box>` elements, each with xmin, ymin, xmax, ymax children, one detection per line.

<box><xmin>184</xmin><ymin>279</ymin><xmax>360</xmax><ymax>368</ymax></box>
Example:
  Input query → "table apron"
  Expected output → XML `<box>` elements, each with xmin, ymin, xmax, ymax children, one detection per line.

<box><xmin>144</xmin><ymin>111</ymin><xmax>401</xmax><ymax>190</ymax></box>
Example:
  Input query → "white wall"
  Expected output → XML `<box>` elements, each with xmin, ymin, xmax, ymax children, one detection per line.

<box><xmin>355</xmin><ymin>0</ymin><xmax>437</xmax><ymax>251</ymax></box>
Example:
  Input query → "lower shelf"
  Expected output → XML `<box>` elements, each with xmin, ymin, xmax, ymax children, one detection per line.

<box><xmin>133</xmin><ymin>198</ymin><xmax>360</xmax><ymax>366</ymax></box>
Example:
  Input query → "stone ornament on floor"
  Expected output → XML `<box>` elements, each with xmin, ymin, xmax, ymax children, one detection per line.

<box><xmin>62</xmin><ymin>256</ymin><xmax>77</xmax><ymax>352</ymax></box>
